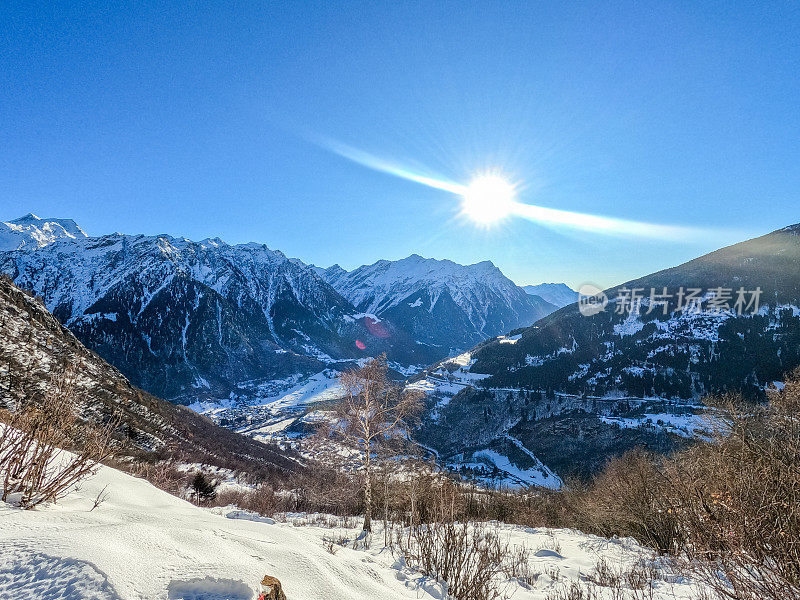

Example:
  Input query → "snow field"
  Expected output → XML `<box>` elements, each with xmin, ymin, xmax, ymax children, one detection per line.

<box><xmin>1</xmin><ymin>455</ymin><xmax>706</xmax><ymax>600</ymax></box>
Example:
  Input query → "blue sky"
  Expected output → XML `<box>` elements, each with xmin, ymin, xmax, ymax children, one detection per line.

<box><xmin>2</xmin><ymin>2</ymin><xmax>799</xmax><ymax>289</ymax></box>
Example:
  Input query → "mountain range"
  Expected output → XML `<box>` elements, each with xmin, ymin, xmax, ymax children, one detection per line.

<box><xmin>0</xmin><ymin>214</ymin><xmax>561</xmax><ymax>404</ymax></box>
<box><xmin>5</xmin><ymin>212</ymin><xmax>800</xmax><ymax>485</ymax></box>
<box><xmin>413</xmin><ymin>222</ymin><xmax>800</xmax><ymax>481</ymax></box>
<box><xmin>317</xmin><ymin>255</ymin><xmax>557</xmax><ymax>352</ymax></box>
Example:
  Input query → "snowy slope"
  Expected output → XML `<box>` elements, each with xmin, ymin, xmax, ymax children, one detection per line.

<box><xmin>412</xmin><ymin>350</ymin><xmax>700</xmax><ymax>483</ymax></box>
<box><xmin>320</xmin><ymin>254</ymin><xmax>557</xmax><ymax>351</ymax></box>
<box><xmin>0</xmin><ymin>456</ymin><xmax>705</xmax><ymax>600</ymax></box>
<box><xmin>471</xmin><ymin>223</ymin><xmax>800</xmax><ymax>400</ymax></box>
<box><xmin>522</xmin><ymin>283</ymin><xmax>578</xmax><ymax>308</ymax></box>
<box><xmin>0</xmin><ymin>459</ymin><xmax>435</xmax><ymax>600</ymax></box>
<box><xmin>0</xmin><ymin>213</ymin><xmax>87</xmax><ymax>251</ymax></box>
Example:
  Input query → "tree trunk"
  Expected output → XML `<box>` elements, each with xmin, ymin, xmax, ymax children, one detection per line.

<box><xmin>363</xmin><ymin>453</ymin><xmax>372</xmax><ymax>532</ymax></box>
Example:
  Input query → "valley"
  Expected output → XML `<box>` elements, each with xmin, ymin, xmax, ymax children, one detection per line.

<box><xmin>4</xmin><ymin>213</ymin><xmax>798</xmax><ymax>487</ymax></box>
<box><xmin>4</xmin><ymin>7</ymin><xmax>798</xmax><ymax>599</ymax></box>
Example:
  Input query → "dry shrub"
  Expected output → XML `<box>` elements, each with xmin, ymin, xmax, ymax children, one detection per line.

<box><xmin>397</xmin><ymin>520</ymin><xmax>508</xmax><ymax>600</ymax></box>
<box><xmin>215</xmin><ymin>483</ymin><xmax>277</xmax><ymax>515</ymax></box>
<box><xmin>666</xmin><ymin>383</ymin><xmax>800</xmax><ymax>600</ymax></box>
<box><xmin>576</xmin><ymin>449</ymin><xmax>681</xmax><ymax>553</ymax></box>
<box><xmin>126</xmin><ymin>458</ymin><xmax>190</xmax><ymax>497</ymax></box>
<box><xmin>321</xmin><ymin>532</ymin><xmax>352</xmax><ymax>555</ymax></box>
<box><xmin>286</xmin><ymin>461</ymin><xmax>362</xmax><ymax>515</ymax></box>
<box><xmin>584</xmin><ymin>557</ymin><xmax>659</xmax><ymax>600</ymax></box>
<box><xmin>546</xmin><ymin>581</ymin><xmax>601</xmax><ymax>600</ymax></box>
<box><xmin>392</xmin><ymin>479</ymin><xmax>534</xmax><ymax>600</ymax></box>
<box><xmin>568</xmin><ymin>372</ymin><xmax>800</xmax><ymax>600</ymax></box>
<box><xmin>0</xmin><ymin>368</ymin><xmax>116</xmax><ymax>509</ymax></box>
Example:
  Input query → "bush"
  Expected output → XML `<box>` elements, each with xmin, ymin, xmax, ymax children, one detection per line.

<box><xmin>397</xmin><ymin>520</ymin><xmax>509</xmax><ymax>600</ymax></box>
<box><xmin>190</xmin><ymin>471</ymin><xmax>218</xmax><ymax>504</ymax></box>
<box><xmin>567</xmin><ymin>376</ymin><xmax>800</xmax><ymax>600</ymax></box>
<box><xmin>576</xmin><ymin>449</ymin><xmax>682</xmax><ymax>553</ymax></box>
<box><xmin>214</xmin><ymin>483</ymin><xmax>277</xmax><ymax>515</ymax></box>
<box><xmin>392</xmin><ymin>479</ymin><xmax>534</xmax><ymax>600</ymax></box>
<box><xmin>0</xmin><ymin>368</ymin><xmax>116</xmax><ymax>509</ymax></box>
<box><xmin>666</xmin><ymin>386</ymin><xmax>800</xmax><ymax>600</ymax></box>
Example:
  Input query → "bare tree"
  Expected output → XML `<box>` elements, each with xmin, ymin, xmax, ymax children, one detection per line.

<box><xmin>323</xmin><ymin>354</ymin><xmax>422</xmax><ymax>533</ymax></box>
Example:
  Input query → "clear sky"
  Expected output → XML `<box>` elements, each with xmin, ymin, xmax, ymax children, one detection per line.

<box><xmin>2</xmin><ymin>2</ymin><xmax>799</xmax><ymax>289</ymax></box>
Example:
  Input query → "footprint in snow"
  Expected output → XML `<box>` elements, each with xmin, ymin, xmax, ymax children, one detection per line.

<box><xmin>167</xmin><ymin>577</ymin><xmax>254</xmax><ymax>600</ymax></box>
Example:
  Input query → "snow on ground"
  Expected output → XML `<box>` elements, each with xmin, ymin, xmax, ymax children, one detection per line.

<box><xmin>600</xmin><ymin>412</ymin><xmax>714</xmax><ymax>439</ymax></box>
<box><xmin>0</xmin><ymin>458</ymin><xmax>706</xmax><ymax>600</ymax></box>
<box><xmin>192</xmin><ymin>362</ymin><xmax>424</xmax><ymax>434</ymax></box>
<box><xmin>241</xmin><ymin>372</ymin><xmax>343</xmax><ymax>415</ymax></box>
<box><xmin>503</xmin><ymin>434</ymin><xmax>563</xmax><ymax>489</ymax></box>
<box><xmin>189</xmin><ymin>371</ymin><xmax>343</xmax><ymax>429</ymax></box>
<box><xmin>445</xmin><ymin>351</ymin><xmax>473</xmax><ymax>368</ymax></box>
<box><xmin>471</xmin><ymin>449</ymin><xmax>561</xmax><ymax>489</ymax></box>
<box><xmin>0</xmin><ymin>459</ymin><xmax>436</xmax><ymax>600</ymax></box>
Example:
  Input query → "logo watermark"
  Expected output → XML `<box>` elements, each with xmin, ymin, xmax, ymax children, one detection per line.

<box><xmin>578</xmin><ymin>284</ymin><xmax>608</xmax><ymax>317</ymax></box>
<box><xmin>578</xmin><ymin>285</ymin><xmax>763</xmax><ymax>317</ymax></box>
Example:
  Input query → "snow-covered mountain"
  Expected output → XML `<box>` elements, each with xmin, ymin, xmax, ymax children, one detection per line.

<box><xmin>0</xmin><ymin>273</ymin><xmax>297</xmax><ymax>470</ymax></box>
<box><xmin>522</xmin><ymin>282</ymin><xmax>578</xmax><ymax>308</ymax></box>
<box><xmin>408</xmin><ymin>224</ymin><xmax>800</xmax><ymax>482</ymax></box>
<box><xmin>0</xmin><ymin>218</ymin><xmax>430</xmax><ymax>403</ymax></box>
<box><xmin>464</xmin><ymin>223</ymin><xmax>800</xmax><ymax>400</ymax></box>
<box><xmin>0</xmin><ymin>213</ymin><xmax>87</xmax><ymax>251</ymax></box>
<box><xmin>318</xmin><ymin>254</ymin><xmax>557</xmax><ymax>352</ymax></box>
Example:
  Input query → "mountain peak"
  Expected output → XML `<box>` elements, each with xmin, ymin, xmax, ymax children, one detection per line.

<box><xmin>13</xmin><ymin>212</ymin><xmax>41</xmax><ymax>222</ymax></box>
<box><xmin>1</xmin><ymin>214</ymin><xmax>87</xmax><ymax>251</ymax></box>
<box><xmin>319</xmin><ymin>254</ymin><xmax>557</xmax><ymax>349</ymax></box>
<box><xmin>522</xmin><ymin>283</ymin><xmax>579</xmax><ymax>308</ymax></box>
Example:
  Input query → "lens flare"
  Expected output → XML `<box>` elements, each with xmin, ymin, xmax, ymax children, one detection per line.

<box><xmin>314</xmin><ymin>136</ymin><xmax>734</xmax><ymax>242</ymax></box>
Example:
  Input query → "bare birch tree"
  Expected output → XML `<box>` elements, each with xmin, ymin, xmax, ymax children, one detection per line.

<box><xmin>325</xmin><ymin>354</ymin><xmax>422</xmax><ymax>533</ymax></box>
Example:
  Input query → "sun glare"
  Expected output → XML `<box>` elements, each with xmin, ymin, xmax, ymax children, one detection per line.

<box><xmin>460</xmin><ymin>175</ymin><xmax>516</xmax><ymax>226</ymax></box>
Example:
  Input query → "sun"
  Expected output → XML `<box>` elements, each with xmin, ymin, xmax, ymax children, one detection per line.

<box><xmin>460</xmin><ymin>175</ymin><xmax>516</xmax><ymax>226</ymax></box>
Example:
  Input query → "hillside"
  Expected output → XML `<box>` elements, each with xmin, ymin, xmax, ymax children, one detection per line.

<box><xmin>0</xmin><ymin>274</ymin><xmax>299</xmax><ymax>473</ymax></box>
<box><xmin>0</xmin><ymin>451</ymin><xmax>704</xmax><ymax>600</ymax></box>
<box><xmin>471</xmin><ymin>223</ymin><xmax>800</xmax><ymax>399</ymax></box>
<box><xmin>411</xmin><ymin>224</ymin><xmax>800</xmax><ymax>484</ymax></box>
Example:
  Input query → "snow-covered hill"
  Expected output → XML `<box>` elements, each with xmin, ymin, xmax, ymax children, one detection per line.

<box><xmin>471</xmin><ymin>223</ymin><xmax>800</xmax><ymax>401</ymax></box>
<box><xmin>407</xmin><ymin>224</ymin><xmax>800</xmax><ymax>482</ymax></box>
<box><xmin>319</xmin><ymin>254</ymin><xmax>557</xmax><ymax>352</ymax></box>
<box><xmin>411</xmin><ymin>350</ymin><xmax>700</xmax><ymax>483</ymax></box>
<box><xmin>0</xmin><ymin>273</ymin><xmax>301</xmax><ymax>472</ymax></box>
<box><xmin>0</xmin><ymin>218</ymin><xmax>431</xmax><ymax>403</ymax></box>
<box><xmin>0</xmin><ymin>455</ymin><xmax>704</xmax><ymax>600</ymax></box>
<box><xmin>522</xmin><ymin>283</ymin><xmax>578</xmax><ymax>308</ymax></box>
